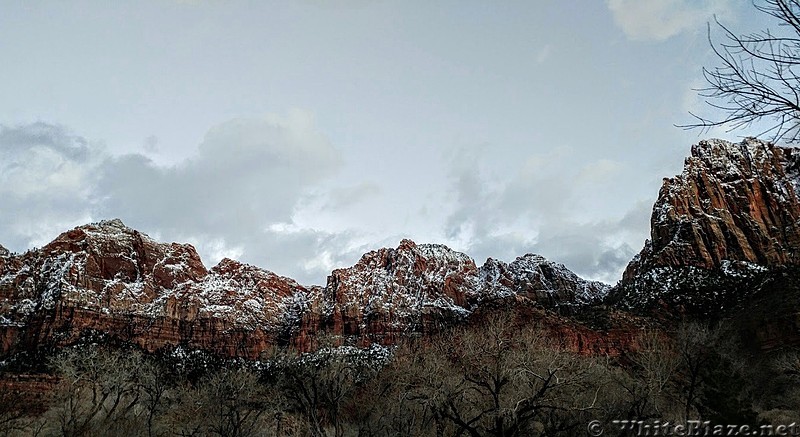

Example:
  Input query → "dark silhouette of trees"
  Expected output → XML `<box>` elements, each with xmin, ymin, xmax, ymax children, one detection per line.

<box><xmin>264</xmin><ymin>338</ymin><xmax>388</xmax><ymax>437</ymax></box>
<box><xmin>2</xmin><ymin>316</ymin><xmax>798</xmax><ymax>435</ymax></box>
<box><xmin>47</xmin><ymin>347</ymin><xmax>148</xmax><ymax>437</ymax></box>
<box><xmin>164</xmin><ymin>368</ymin><xmax>274</xmax><ymax>437</ymax></box>
<box><xmin>683</xmin><ymin>0</ymin><xmax>800</xmax><ymax>143</ymax></box>
<box><xmin>389</xmin><ymin>314</ymin><xmax>608</xmax><ymax>437</ymax></box>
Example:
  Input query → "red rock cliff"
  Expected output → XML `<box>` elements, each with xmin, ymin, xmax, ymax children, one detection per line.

<box><xmin>0</xmin><ymin>221</ymin><xmax>619</xmax><ymax>359</ymax></box>
<box><xmin>613</xmin><ymin>138</ymin><xmax>800</xmax><ymax>313</ymax></box>
<box><xmin>625</xmin><ymin>138</ymin><xmax>800</xmax><ymax>279</ymax></box>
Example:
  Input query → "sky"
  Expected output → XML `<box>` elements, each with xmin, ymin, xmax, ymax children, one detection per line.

<box><xmin>0</xmin><ymin>0</ymin><xmax>772</xmax><ymax>285</ymax></box>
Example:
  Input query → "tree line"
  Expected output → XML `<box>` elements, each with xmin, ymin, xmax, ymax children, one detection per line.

<box><xmin>0</xmin><ymin>312</ymin><xmax>796</xmax><ymax>436</ymax></box>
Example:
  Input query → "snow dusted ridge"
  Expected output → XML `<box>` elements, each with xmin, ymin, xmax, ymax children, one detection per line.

<box><xmin>0</xmin><ymin>220</ymin><xmax>607</xmax><ymax>356</ymax></box>
<box><xmin>0</xmin><ymin>219</ymin><xmax>315</xmax><ymax>333</ymax></box>
<box><xmin>479</xmin><ymin>254</ymin><xmax>610</xmax><ymax>306</ymax></box>
<box><xmin>325</xmin><ymin>239</ymin><xmax>609</xmax><ymax>329</ymax></box>
<box><xmin>612</xmin><ymin>138</ymin><xmax>800</xmax><ymax>310</ymax></box>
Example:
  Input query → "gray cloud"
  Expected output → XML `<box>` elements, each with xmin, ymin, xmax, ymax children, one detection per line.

<box><xmin>99</xmin><ymin>113</ymin><xmax>339</xmax><ymax>231</ymax></box>
<box><xmin>443</xmin><ymin>145</ymin><xmax>652</xmax><ymax>284</ymax></box>
<box><xmin>529</xmin><ymin>205</ymin><xmax>649</xmax><ymax>284</ymax></box>
<box><xmin>0</xmin><ymin>116</ymin><xmax>352</xmax><ymax>284</ymax></box>
<box><xmin>93</xmin><ymin>112</ymin><xmax>344</xmax><ymax>282</ymax></box>
<box><xmin>0</xmin><ymin>123</ymin><xmax>97</xmax><ymax>250</ymax></box>
<box><xmin>0</xmin><ymin>122</ymin><xmax>90</xmax><ymax>162</ymax></box>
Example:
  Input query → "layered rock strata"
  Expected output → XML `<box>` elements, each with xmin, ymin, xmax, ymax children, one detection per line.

<box><xmin>613</xmin><ymin>138</ymin><xmax>800</xmax><ymax>311</ymax></box>
<box><xmin>0</xmin><ymin>220</ymin><xmax>611</xmax><ymax>359</ymax></box>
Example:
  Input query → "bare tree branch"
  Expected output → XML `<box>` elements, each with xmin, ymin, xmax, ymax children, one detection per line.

<box><xmin>679</xmin><ymin>0</ymin><xmax>800</xmax><ymax>143</ymax></box>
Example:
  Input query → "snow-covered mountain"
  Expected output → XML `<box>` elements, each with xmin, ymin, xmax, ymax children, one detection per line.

<box><xmin>6</xmin><ymin>137</ymin><xmax>799</xmax><ymax>359</ymax></box>
<box><xmin>479</xmin><ymin>254</ymin><xmax>609</xmax><ymax>306</ymax></box>
<box><xmin>610</xmin><ymin>138</ymin><xmax>800</xmax><ymax>314</ymax></box>
<box><xmin>0</xmin><ymin>220</ymin><xmax>608</xmax><ymax>358</ymax></box>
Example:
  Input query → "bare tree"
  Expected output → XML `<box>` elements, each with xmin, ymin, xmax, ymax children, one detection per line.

<box><xmin>266</xmin><ymin>337</ymin><xmax>386</xmax><ymax>437</ymax></box>
<box><xmin>46</xmin><ymin>346</ymin><xmax>147</xmax><ymax>437</ymax></box>
<box><xmin>136</xmin><ymin>358</ymin><xmax>171</xmax><ymax>437</ymax></box>
<box><xmin>159</xmin><ymin>366</ymin><xmax>281</xmax><ymax>437</ymax></box>
<box><xmin>611</xmin><ymin>329</ymin><xmax>681</xmax><ymax>420</ymax></box>
<box><xmin>347</xmin><ymin>340</ymin><xmax>439</xmax><ymax>437</ymax></box>
<box><xmin>672</xmin><ymin>322</ymin><xmax>716</xmax><ymax>420</ymax></box>
<box><xmin>682</xmin><ymin>0</ymin><xmax>800</xmax><ymax>143</ymax></box>
<box><xmin>0</xmin><ymin>384</ymin><xmax>39</xmax><ymax>436</ymax></box>
<box><xmin>758</xmin><ymin>348</ymin><xmax>800</xmax><ymax>423</ymax></box>
<box><xmin>398</xmin><ymin>313</ymin><xmax>605</xmax><ymax>437</ymax></box>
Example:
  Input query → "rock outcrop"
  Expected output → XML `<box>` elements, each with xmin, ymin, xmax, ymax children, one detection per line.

<box><xmin>631</xmin><ymin>138</ymin><xmax>800</xmax><ymax>272</ymax></box>
<box><xmin>0</xmin><ymin>221</ymin><xmax>613</xmax><ymax>359</ymax></box>
<box><xmin>0</xmin><ymin>219</ymin><xmax>307</xmax><ymax>358</ymax></box>
<box><xmin>305</xmin><ymin>240</ymin><xmax>478</xmax><ymax>348</ymax></box>
<box><xmin>612</xmin><ymin>138</ymin><xmax>800</xmax><ymax>312</ymax></box>
<box><xmin>479</xmin><ymin>254</ymin><xmax>609</xmax><ymax>307</ymax></box>
<box><xmin>297</xmin><ymin>240</ymin><xmax>612</xmax><ymax>349</ymax></box>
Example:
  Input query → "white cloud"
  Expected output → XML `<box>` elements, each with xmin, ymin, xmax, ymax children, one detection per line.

<box><xmin>607</xmin><ymin>0</ymin><xmax>731</xmax><ymax>41</ymax></box>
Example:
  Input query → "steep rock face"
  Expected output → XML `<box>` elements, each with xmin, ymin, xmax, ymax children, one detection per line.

<box><xmin>613</xmin><ymin>138</ymin><xmax>800</xmax><ymax>311</ymax></box>
<box><xmin>0</xmin><ymin>244</ymin><xmax>8</xmax><ymax>257</ymax></box>
<box><xmin>631</xmin><ymin>138</ymin><xmax>800</xmax><ymax>272</ymax></box>
<box><xmin>0</xmin><ymin>220</ymin><xmax>309</xmax><ymax>358</ymax></box>
<box><xmin>479</xmin><ymin>254</ymin><xmax>609</xmax><ymax>307</ymax></box>
<box><xmin>310</xmin><ymin>240</ymin><xmax>479</xmax><ymax>346</ymax></box>
<box><xmin>0</xmin><ymin>222</ymin><xmax>612</xmax><ymax>359</ymax></box>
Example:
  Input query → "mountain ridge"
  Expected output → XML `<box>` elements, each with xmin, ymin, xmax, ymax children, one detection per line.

<box><xmin>4</xmin><ymin>137</ymin><xmax>800</xmax><ymax>360</ymax></box>
<box><xmin>0</xmin><ymin>219</ymin><xmax>613</xmax><ymax>359</ymax></box>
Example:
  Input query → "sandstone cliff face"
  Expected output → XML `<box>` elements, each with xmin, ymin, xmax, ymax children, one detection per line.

<box><xmin>479</xmin><ymin>254</ymin><xmax>609</xmax><ymax>307</ymax></box>
<box><xmin>309</xmin><ymin>239</ymin><xmax>478</xmax><ymax>348</ymax></box>
<box><xmin>631</xmin><ymin>138</ymin><xmax>800</xmax><ymax>273</ymax></box>
<box><xmin>0</xmin><ymin>220</ymin><xmax>308</xmax><ymax>358</ymax></box>
<box><xmin>613</xmin><ymin>138</ymin><xmax>800</xmax><ymax>311</ymax></box>
<box><xmin>0</xmin><ymin>221</ymin><xmax>611</xmax><ymax>359</ymax></box>
<box><xmin>295</xmin><ymin>240</ymin><xmax>611</xmax><ymax>349</ymax></box>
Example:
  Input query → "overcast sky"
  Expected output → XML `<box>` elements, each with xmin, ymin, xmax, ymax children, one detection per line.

<box><xmin>0</xmin><ymin>0</ymin><xmax>770</xmax><ymax>285</ymax></box>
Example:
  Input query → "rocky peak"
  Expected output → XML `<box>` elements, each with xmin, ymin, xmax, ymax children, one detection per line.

<box><xmin>478</xmin><ymin>254</ymin><xmax>609</xmax><ymax>306</ymax></box>
<box><xmin>209</xmin><ymin>257</ymin><xmax>307</xmax><ymax>299</ymax></box>
<box><xmin>649</xmin><ymin>138</ymin><xmax>800</xmax><ymax>270</ymax></box>
<box><xmin>397</xmin><ymin>238</ymin><xmax>417</xmax><ymax>250</ymax></box>
<box><xmin>613</xmin><ymin>138</ymin><xmax>800</xmax><ymax>311</ymax></box>
<box><xmin>340</xmin><ymin>239</ymin><xmax>477</xmax><ymax>275</ymax></box>
<box><xmin>324</xmin><ymin>240</ymin><xmax>478</xmax><ymax>324</ymax></box>
<box><xmin>45</xmin><ymin>219</ymin><xmax>208</xmax><ymax>290</ymax></box>
<box><xmin>0</xmin><ymin>244</ymin><xmax>8</xmax><ymax>257</ymax></box>
<box><xmin>319</xmin><ymin>240</ymin><xmax>610</xmax><ymax>334</ymax></box>
<box><xmin>0</xmin><ymin>227</ymin><xmax>611</xmax><ymax>358</ymax></box>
